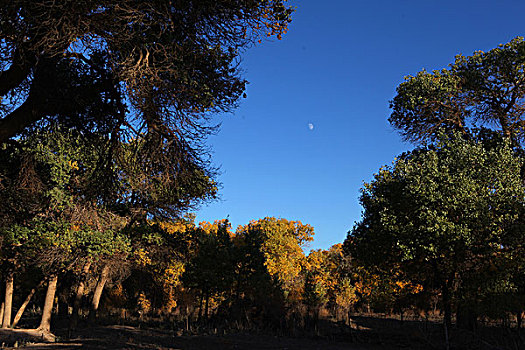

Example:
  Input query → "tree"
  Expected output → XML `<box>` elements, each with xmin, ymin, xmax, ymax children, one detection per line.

<box><xmin>0</xmin><ymin>0</ymin><xmax>293</xmax><ymax>153</ymax></box>
<box><xmin>127</xmin><ymin>216</ymin><xmax>200</xmax><ymax>318</ymax></box>
<box><xmin>0</xmin><ymin>127</ymin><xmax>132</xmax><ymax>332</ymax></box>
<box><xmin>183</xmin><ymin>220</ymin><xmax>236</xmax><ymax>321</ymax></box>
<box><xmin>0</xmin><ymin>1</ymin><xmax>294</xmax><ymax>219</ymax></box>
<box><xmin>303</xmin><ymin>244</ymin><xmax>358</xmax><ymax>322</ymax></box>
<box><xmin>237</xmin><ymin>217</ymin><xmax>313</xmax><ymax>295</ymax></box>
<box><xmin>304</xmin><ymin>244</ymin><xmax>357</xmax><ymax>321</ymax></box>
<box><xmin>130</xmin><ymin>216</ymin><xmax>197</xmax><ymax>315</ymax></box>
<box><xmin>390</xmin><ymin>37</ymin><xmax>525</xmax><ymax>146</ymax></box>
<box><xmin>235</xmin><ymin>217</ymin><xmax>314</xmax><ymax>325</ymax></box>
<box><xmin>347</xmin><ymin>133</ymin><xmax>525</xmax><ymax>345</ymax></box>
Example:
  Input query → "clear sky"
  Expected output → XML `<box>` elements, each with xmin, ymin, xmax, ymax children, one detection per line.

<box><xmin>196</xmin><ymin>0</ymin><xmax>525</xmax><ymax>251</ymax></box>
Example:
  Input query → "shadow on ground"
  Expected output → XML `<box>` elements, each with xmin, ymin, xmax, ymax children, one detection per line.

<box><xmin>1</xmin><ymin>316</ymin><xmax>522</xmax><ymax>349</ymax></box>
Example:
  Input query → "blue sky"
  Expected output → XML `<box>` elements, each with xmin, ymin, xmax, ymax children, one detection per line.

<box><xmin>196</xmin><ymin>0</ymin><xmax>525</xmax><ymax>251</ymax></box>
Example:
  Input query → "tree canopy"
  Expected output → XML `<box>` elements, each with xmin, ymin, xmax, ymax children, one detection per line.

<box><xmin>0</xmin><ymin>1</ymin><xmax>293</xmax><ymax>218</ymax></box>
<box><xmin>0</xmin><ymin>0</ymin><xmax>292</xmax><ymax>140</ymax></box>
<box><xmin>390</xmin><ymin>37</ymin><xmax>525</xmax><ymax>146</ymax></box>
<box><xmin>346</xmin><ymin>132</ymin><xmax>525</xmax><ymax>331</ymax></box>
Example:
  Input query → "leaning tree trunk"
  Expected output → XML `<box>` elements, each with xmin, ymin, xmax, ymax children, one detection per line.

<box><xmin>11</xmin><ymin>277</ymin><xmax>46</xmax><ymax>329</ymax></box>
<box><xmin>0</xmin><ymin>302</ymin><xmax>4</xmax><ymax>327</ymax></box>
<box><xmin>38</xmin><ymin>274</ymin><xmax>58</xmax><ymax>333</ymax></box>
<box><xmin>70</xmin><ymin>261</ymin><xmax>91</xmax><ymax>330</ymax></box>
<box><xmin>89</xmin><ymin>264</ymin><xmax>110</xmax><ymax>322</ymax></box>
<box><xmin>2</xmin><ymin>272</ymin><xmax>14</xmax><ymax>328</ymax></box>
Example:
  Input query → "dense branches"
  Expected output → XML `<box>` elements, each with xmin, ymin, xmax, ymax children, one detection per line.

<box><xmin>0</xmin><ymin>0</ymin><xmax>292</xmax><ymax>140</ymax></box>
<box><xmin>0</xmin><ymin>1</ymin><xmax>293</xmax><ymax>218</ymax></box>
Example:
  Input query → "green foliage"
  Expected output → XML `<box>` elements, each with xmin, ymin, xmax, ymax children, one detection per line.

<box><xmin>348</xmin><ymin>132</ymin><xmax>525</xmax><ymax>315</ymax></box>
<box><xmin>390</xmin><ymin>69</ymin><xmax>466</xmax><ymax>143</ymax></box>
<box><xmin>117</xmin><ymin>138</ymin><xmax>218</xmax><ymax>218</ymax></box>
<box><xmin>27</xmin><ymin>129</ymin><xmax>98</xmax><ymax>212</ymax></box>
<box><xmin>390</xmin><ymin>37</ymin><xmax>525</xmax><ymax>146</ymax></box>
<box><xmin>183</xmin><ymin>220</ymin><xmax>236</xmax><ymax>301</ymax></box>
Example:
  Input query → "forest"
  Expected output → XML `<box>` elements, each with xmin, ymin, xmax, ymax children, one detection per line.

<box><xmin>0</xmin><ymin>1</ymin><xmax>525</xmax><ymax>350</ymax></box>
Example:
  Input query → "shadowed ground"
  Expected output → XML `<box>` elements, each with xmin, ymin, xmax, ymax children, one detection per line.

<box><xmin>1</xmin><ymin>316</ymin><xmax>520</xmax><ymax>349</ymax></box>
<box><xmin>3</xmin><ymin>324</ymin><xmax>379</xmax><ymax>350</ymax></box>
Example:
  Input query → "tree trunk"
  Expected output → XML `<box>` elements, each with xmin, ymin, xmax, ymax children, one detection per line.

<box><xmin>11</xmin><ymin>278</ymin><xmax>46</xmax><ymax>328</ymax></box>
<box><xmin>0</xmin><ymin>302</ymin><xmax>4</xmax><ymax>326</ymax></box>
<box><xmin>70</xmin><ymin>261</ymin><xmax>91</xmax><ymax>330</ymax></box>
<box><xmin>186</xmin><ymin>306</ymin><xmax>189</xmax><ymax>331</ymax></box>
<box><xmin>90</xmin><ymin>264</ymin><xmax>109</xmax><ymax>322</ymax></box>
<box><xmin>442</xmin><ymin>282</ymin><xmax>452</xmax><ymax>350</ymax></box>
<box><xmin>204</xmin><ymin>290</ymin><xmax>209</xmax><ymax>321</ymax></box>
<box><xmin>38</xmin><ymin>274</ymin><xmax>58</xmax><ymax>332</ymax></box>
<box><xmin>2</xmin><ymin>272</ymin><xmax>14</xmax><ymax>328</ymax></box>
<box><xmin>198</xmin><ymin>292</ymin><xmax>204</xmax><ymax>322</ymax></box>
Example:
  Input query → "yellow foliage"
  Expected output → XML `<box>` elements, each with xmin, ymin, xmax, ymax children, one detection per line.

<box><xmin>158</xmin><ymin>215</ymin><xmax>196</xmax><ymax>235</ymax></box>
<box><xmin>198</xmin><ymin>219</ymin><xmax>233</xmax><ymax>236</ymax></box>
<box><xmin>164</xmin><ymin>287</ymin><xmax>177</xmax><ymax>311</ymax></box>
<box><xmin>305</xmin><ymin>244</ymin><xmax>358</xmax><ymax>309</ymax></box>
<box><xmin>134</xmin><ymin>248</ymin><xmax>152</xmax><ymax>267</ymax></box>
<box><xmin>237</xmin><ymin>217</ymin><xmax>314</xmax><ymax>299</ymax></box>
<box><xmin>161</xmin><ymin>260</ymin><xmax>186</xmax><ymax>287</ymax></box>
<box><xmin>68</xmin><ymin>160</ymin><xmax>79</xmax><ymax>170</ymax></box>
<box><xmin>137</xmin><ymin>292</ymin><xmax>151</xmax><ymax>313</ymax></box>
<box><xmin>336</xmin><ymin>279</ymin><xmax>358</xmax><ymax>309</ymax></box>
<box><xmin>106</xmin><ymin>283</ymin><xmax>127</xmax><ymax>307</ymax></box>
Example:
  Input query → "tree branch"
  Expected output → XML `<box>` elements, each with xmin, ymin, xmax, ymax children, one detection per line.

<box><xmin>0</xmin><ymin>49</ymin><xmax>34</xmax><ymax>97</ymax></box>
<box><xmin>0</xmin><ymin>94</ymin><xmax>42</xmax><ymax>143</ymax></box>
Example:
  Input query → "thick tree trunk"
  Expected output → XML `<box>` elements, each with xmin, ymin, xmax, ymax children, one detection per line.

<box><xmin>38</xmin><ymin>275</ymin><xmax>58</xmax><ymax>332</ymax></box>
<box><xmin>90</xmin><ymin>264</ymin><xmax>110</xmax><ymax>321</ymax></box>
<box><xmin>11</xmin><ymin>278</ymin><xmax>46</xmax><ymax>329</ymax></box>
<box><xmin>2</xmin><ymin>272</ymin><xmax>14</xmax><ymax>328</ymax></box>
<box><xmin>70</xmin><ymin>262</ymin><xmax>91</xmax><ymax>330</ymax></box>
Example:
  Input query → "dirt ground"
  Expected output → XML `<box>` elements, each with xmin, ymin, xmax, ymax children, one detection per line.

<box><xmin>1</xmin><ymin>325</ymin><xmax>381</xmax><ymax>350</ymax></box>
<box><xmin>1</xmin><ymin>316</ymin><xmax>521</xmax><ymax>349</ymax></box>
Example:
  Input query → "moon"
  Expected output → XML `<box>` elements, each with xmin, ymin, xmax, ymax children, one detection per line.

<box><xmin>308</xmin><ymin>123</ymin><xmax>314</xmax><ymax>130</ymax></box>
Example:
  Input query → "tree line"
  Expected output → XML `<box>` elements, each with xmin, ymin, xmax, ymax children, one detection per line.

<box><xmin>2</xmin><ymin>127</ymin><xmax>522</xmax><ymax>341</ymax></box>
<box><xmin>0</xmin><ymin>124</ymin><xmax>359</xmax><ymax>332</ymax></box>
